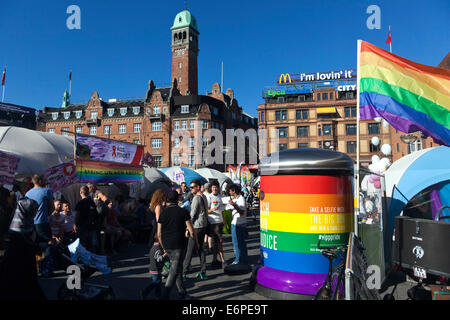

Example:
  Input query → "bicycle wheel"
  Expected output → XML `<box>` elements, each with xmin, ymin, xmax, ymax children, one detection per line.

<box><xmin>314</xmin><ymin>284</ymin><xmax>331</xmax><ymax>300</ymax></box>
<box><xmin>330</xmin><ymin>267</ymin><xmax>345</xmax><ymax>300</ymax></box>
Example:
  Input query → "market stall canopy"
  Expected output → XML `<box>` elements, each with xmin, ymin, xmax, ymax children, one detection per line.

<box><xmin>0</xmin><ymin>126</ymin><xmax>74</xmax><ymax>179</ymax></box>
<box><xmin>195</xmin><ymin>168</ymin><xmax>232</xmax><ymax>188</ymax></box>
<box><xmin>385</xmin><ymin>146</ymin><xmax>450</xmax><ymax>234</ymax></box>
<box><xmin>139</xmin><ymin>167</ymin><xmax>172</xmax><ymax>199</ymax></box>
<box><xmin>160</xmin><ymin>166</ymin><xmax>207</xmax><ymax>187</ymax></box>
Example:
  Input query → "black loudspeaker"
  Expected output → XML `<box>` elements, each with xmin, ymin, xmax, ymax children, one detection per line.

<box><xmin>393</xmin><ymin>216</ymin><xmax>450</xmax><ymax>279</ymax></box>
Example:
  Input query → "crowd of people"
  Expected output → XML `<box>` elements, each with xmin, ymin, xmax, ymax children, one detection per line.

<box><xmin>0</xmin><ymin>174</ymin><xmax>260</xmax><ymax>300</ymax></box>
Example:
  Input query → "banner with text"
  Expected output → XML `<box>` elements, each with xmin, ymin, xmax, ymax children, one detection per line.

<box><xmin>0</xmin><ymin>150</ymin><xmax>20</xmax><ymax>185</ymax></box>
<box><xmin>76</xmin><ymin>134</ymin><xmax>143</xmax><ymax>166</ymax></box>
<box><xmin>45</xmin><ymin>161</ymin><xmax>80</xmax><ymax>192</ymax></box>
<box><xmin>76</xmin><ymin>160</ymin><xmax>144</xmax><ymax>184</ymax></box>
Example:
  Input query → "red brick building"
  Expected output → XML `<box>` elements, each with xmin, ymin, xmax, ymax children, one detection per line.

<box><xmin>38</xmin><ymin>9</ymin><xmax>257</xmax><ymax>169</ymax></box>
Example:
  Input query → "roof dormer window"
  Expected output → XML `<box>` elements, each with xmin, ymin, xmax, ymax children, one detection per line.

<box><xmin>120</xmin><ymin>107</ymin><xmax>127</xmax><ymax>116</ymax></box>
<box><xmin>63</xmin><ymin>111</ymin><xmax>70</xmax><ymax>119</ymax></box>
<box><xmin>133</xmin><ymin>106</ymin><xmax>140</xmax><ymax>115</ymax></box>
<box><xmin>181</xmin><ymin>105</ymin><xmax>189</xmax><ymax>113</ymax></box>
<box><xmin>108</xmin><ymin>108</ymin><xmax>114</xmax><ymax>117</ymax></box>
<box><xmin>75</xmin><ymin>111</ymin><xmax>82</xmax><ymax>119</ymax></box>
<box><xmin>52</xmin><ymin>113</ymin><xmax>58</xmax><ymax>120</ymax></box>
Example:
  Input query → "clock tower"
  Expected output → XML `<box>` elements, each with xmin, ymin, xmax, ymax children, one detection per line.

<box><xmin>171</xmin><ymin>10</ymin><xmax>199</xmax><ymax>96</ymax></box>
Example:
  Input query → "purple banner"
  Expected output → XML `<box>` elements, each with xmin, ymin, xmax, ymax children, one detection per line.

<box><xmin>45</xmin><ymin>162</ymin><xmax>80</xmax><ymax>192</ymax></box>
<box><xmin>0</xmin><ymin>150</ymin><xmax>20</xmax><ymax>185</ymax></box>
<box><xmin>76</xmin><ymin>134</ymin><xmax>143</xmax><ymax>166</ymax></box>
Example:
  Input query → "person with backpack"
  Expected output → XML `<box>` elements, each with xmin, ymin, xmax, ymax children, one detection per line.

<box><xmin>182</xmin><ymin>179</ymin><xmax>209</xmax><ymax>280</ymax></box>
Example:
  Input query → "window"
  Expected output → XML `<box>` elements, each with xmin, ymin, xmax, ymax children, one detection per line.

<box><xmin>296</xmin><ymin>109</ymin><xmax>308</xmax><ymax>120</ymax></box>
<box><xmin>318</xmin><ymin>141</ymin><xmax>322</xmax><ymax>149</ymax></box>
<box><xmin>330</xmin><ymin>92</ymin><xmax>333</xmax><ymax>100</ymax></box>
<box><xmin>90</xmin><ymin>111</ymin><xmax>98</xmax><ymax>119</ymax></box>
<box><xmin>174</xmin><ymin>121</ymin><xmax>180</xmax><ymax>130</ymax></box>
<box><xmin>120</xmin><ymin>108</ymin><xmax>127</xmax><ymax>116</ymax></box>
<box><xmin>133</xmin><ymin>123</ymin><xmax>141</xmax><ymax>133</ymax></box>
<box><xmin>297</xmin><ymin>126</ymin><xmax>308</xmax><ymax>137</ymax></box>
<box><xmin>181</xmin><ymin>105</ymin><xmax>189</xmax><ymax>113</ymax></box>
<box><xmin>133</xmin><ymin>140</ymin><xmax>140</xmax><ymax>145</ymax></box>
<box><xmin>178</xmin><ymin>77</ymin><xmax>182</xmax><ymax>83</ymax></box>
<box><xmin>346</xmin><ymin>92</ymin><xmax>354</xmax><ymax>99</ymax></box>
<box><xmin>52</xmin><ymin>113</ymin><xmax>58</xmax><ymax>120</ymax></box>
<box><xmin>173</xmin><ymin>154</ymin><xmax>181</xmax><ymax>166</ymax></box>
<box><xmin>119</xmin><ymin>124</ymin><xmax>126</xmax><ymax>134</ymax></box>
<box><xmin>279</xmin><ymin>143</ymin><xmax>288</xmax><ymax>151</ymax></box>
<box><xmin>324</xmin><ymin>140</ymin><xmax>334</xmax><ymax>150</ymax></box>
<box><xmin>298</xmin><ymin>95</ymin><xmax>306</xmax><ymax>102</ymax></box>
<box><xmin>153</xmin><ymin>105</ymin><xmax>160</xmax><ymax>114</ymax></box>
<box><xmin>152</xmin><ymin>122</ymin><xmax>161</xmax><ymax>131</ymax></box>
<box><xmin>275</xmin><ymin>111</ymin><xmax>281</xmax><ymax>121</ymax></box>
<box><xmin>212</xmin><ymin>107</ymin><xmax>219</xmax><ymax>116</ymax></box>
<box><xmin>48</xmin><ymin>128</ymin><xmax>55</xmax><ymax>134</ymax></box>
<box><xmin>317</xmin><ymin>93</ymin><xmax>321</xmax><ymax>101</ymax></box>
<box><xmin>202</xmin><ymin>120</ymin><xmax>208</xmax><ymax>129</ymax></box>
<box><xmin>323</xmin><ymin>124</ymin><xmax>332</xmax><ymax>136</ymax></box>
<box><xmin>107</xmin><ymin>108</ymin><xmax>114</xmax><ymax>117</ymax></box>
<box><xmin>347</xmin><ymin>141</ymin><xmax>356</xmax><ymax>153</ymax></box>
<box><xmin>153</xmin><ymin>156</ymin><xmax>162</xmax><ymax>168</ymax></box>
<box><xmin>298</xmin><ymin>143</ymin><xmax>308</xmax><ymax>148</ymax></box>
<box><xmin>152</xmin><ymin>138</ymin><xmax>162</xmax><ymax>149</ymax></box>
<box><xmin>408</xmin><ymin>139</ymin><xmax>423</xmax><ymax>154</ymax></box>
<box><xmin>281</xmin><ymin>110</ymin><xmax>287</xmax><ymax>120</ymax></box>
<box><xmin>75</xmin><ymin>111</ymin><xmax>82</xmax><ymax>119</ymax></box>
<box><xmin>75</xmin><ymin>127</ymin><xmax>82</xmax><ymax>134</ymax></box>
<box><xmin>188</xmin><ymin>155</ymin><xmax>195</xmax><ymax>167</ymax></box>
<box><xmin>63</xmin><ymin>112</ymin><xmax>70</xmax><ymax>119</ymax></box>
<box><xmin>90</xmin><ymin>126</ymin><xmax>97</xmax><ymax>135</ymax></box>
<box><xmin>202</xmin><ymin>137</ymin><xmax>208</xmax><ymax>147</ymax></box>
<box><xmin>133</xmin><ymin>106</ymin><xmax>140</xmax><ymax>115</ymax></box>
<box><xmin>318</xmin><ymin>126</ymin><xmax>322</xmax><ymax>136</ymax></box>
<box><xmin>277</xmin><ymin>127</ymin><xmax>288</xmax><ymax>138</ymax></box>
<box><xmin>188</xmin><ymin>137</ymin><xmax>194</xmax><ymax>148</ymax></box>
<box><xmin>346</xmin><ymin>124</ymin><xmax>357</xmax><ymax>135</ymax></box>
<box><xmin>277</xmin><ymin>97</ymin><xmax>285</xmax><ymax>103</ymax></box>
<box><xmin>344</xmin><ymin>107</ymin><xmax>357</xmax><ymax>117</ymax></box>
<box><xmin>104</xmin><ymin>125</ymin><xmax>111</xmax><ymax>134</ymax></box>
<box><xmin>174</xmin><ymin>137</ymin><xmax>180</xmax><ymax>148</ymax></box>
<box><xmin>181</xmin><ymin>120</ymin><xmax>187</xmax><ymax>129</ymax></box>
<box><xmin>189</xmin><ymin>120</ymin><xmax>195</xmax><ymax>129</ymax></box>
<box><xmin>370</xmin><ymin>142</ymin><xmax>380</xmax><ymax>152</ymax></box>
<box><xmin>178</xmin><ymin>62</ymin><xmax>182</xmax><ymax>69</ymax></box>
<box><xmin>260</xmin><ymin>112</ymin><xmax>265</xmax><ymax>122</ymax></box>
<box><xmin>322</xmin><ymin>93</ymin><xmax>328</xmax><ymax>100</ymax></box>
<box><xmin>368</xmin><ymin>123</ymin><xmax>380</xmax><ymax>135</ymax></box>
<box><xmin>61</xmin><ymin>128</ymin><xmax>69</xmax><ymax>136</ymax></box>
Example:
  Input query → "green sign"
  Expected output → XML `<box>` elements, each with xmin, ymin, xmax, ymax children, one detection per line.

<box><xmin>267</xmin><ymin>90</ymin><xmax>285</xmax><ymax>97</ymax></box>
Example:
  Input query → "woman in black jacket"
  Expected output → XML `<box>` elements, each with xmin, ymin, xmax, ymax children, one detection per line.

<box><xmin>0</xmin><ymin>198</ymin><xmax>47</xmax><ymax>300</ymax></box>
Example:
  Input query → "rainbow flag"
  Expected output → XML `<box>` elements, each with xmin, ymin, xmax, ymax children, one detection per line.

<box><xmin>76</xmin><ymin>159</ymin><xmax>144</xmax><ymax>184</ymax></box>
<box><xmin>359</xmin><ymin>41</ymin><xmax>450</xmax><ymax>146</ymax></box>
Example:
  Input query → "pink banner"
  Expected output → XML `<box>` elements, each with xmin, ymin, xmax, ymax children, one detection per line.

<box><xmin>0</xmin><ymin>150</ymin><xmax>20</xmax><ymax>185</ymax></box>
<box><xmin>45</xmin><ymin>162</ymin><xmax>80</xmax><ymax>192</ymax></box>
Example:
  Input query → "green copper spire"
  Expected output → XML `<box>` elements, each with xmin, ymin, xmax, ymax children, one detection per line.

<box><xmin>171</xmin><ymin>10</ymin><xmax>199</xmax><ymax>33</ymax></box>
<box><xmin>61</xmin><ymin>90</ymin><xmax>70</xmax><ymax>108</ymax></box>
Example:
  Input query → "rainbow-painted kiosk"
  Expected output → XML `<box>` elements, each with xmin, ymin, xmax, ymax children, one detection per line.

<box><xmin>255</xmin><ymin>148</ymin><xmax>354</xmax><ymax>299</ymax></box>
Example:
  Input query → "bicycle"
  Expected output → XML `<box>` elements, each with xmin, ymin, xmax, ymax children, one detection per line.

<box><xmin>313</xmin><ymin>240</ymin><xmax>348</xmax><ymax>300</ymax></box>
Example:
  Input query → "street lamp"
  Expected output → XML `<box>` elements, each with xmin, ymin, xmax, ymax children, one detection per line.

<box><xmin>400</xmin><ymin>134</ymin><xmax>418</xmax><ymax>154</ymax></box>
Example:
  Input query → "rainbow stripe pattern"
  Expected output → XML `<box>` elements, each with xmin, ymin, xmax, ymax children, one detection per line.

<box><xmin>259</xmin><ymin>175</ymin><xmax>353</xmax><ymax>294</ymax></box>
<box><xmin>359</xmin><ymin>41</ymin><xmax>450</xmax><ymax>146</ymax></box>
<box><xmin>76</xmin><ymin>159</ymin><xmax>144</xmax><ymax>184</ymax></box>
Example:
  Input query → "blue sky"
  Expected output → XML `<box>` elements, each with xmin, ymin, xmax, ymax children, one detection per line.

<box><xmin>0</xmin><ymin>0</ymin><xmax>448</xmax><ymax>118</ymax></box>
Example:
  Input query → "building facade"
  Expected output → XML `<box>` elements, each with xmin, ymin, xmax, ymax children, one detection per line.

<box><xmin>257</xmin><ymin>69</ymin><xmax>394</xmax><ymax>167</ymax></box>
<box><xmin>38</xmin><ymin>9</ymin><xmax>257</xmax><ymax>169</ymax></box>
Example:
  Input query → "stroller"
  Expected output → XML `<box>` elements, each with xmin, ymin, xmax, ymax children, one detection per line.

<box><xmin>53</xmin><ymin>240</ymin><xmax>116</xmax><ymax>300</ymax></box>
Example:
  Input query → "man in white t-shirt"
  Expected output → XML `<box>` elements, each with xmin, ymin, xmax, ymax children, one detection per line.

<box><xmin>207</xmin><ymin>181</ymin><xmax>225</xmax><ymax>268</ymax></box>
<box><xmin>227</xmin><ymin>184</ymin><xmax>248</xmax><ymax>265</ymax></box>
<box><xmin>61</xmin><ymin>201</ymin><xmax>77</xmax><ymax>244</ymax></box>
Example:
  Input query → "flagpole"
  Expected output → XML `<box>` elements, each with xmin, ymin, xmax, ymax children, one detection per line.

<box><xmin>1</xmin><ymin>66</ymin><xmax>5</xmax><ymax>102</ymax></box>
<box><xmin>1</xmin><ymin>85</ymin><xmax>4</xmax><ymax>103</ymax></box>
<box><xmin>69</xmin><ymin>70</ymin><xmax>72</xmax><ymax>97</ymax></box>
<box><xmin>389</xmin><ymin>26</ymin><xmax>392</xmax><ymax>53</ymax></box>
<box><xmin>355</xmin><ymin>40</ymin><xmax>362</xmax><ymax>236</ymax></box>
